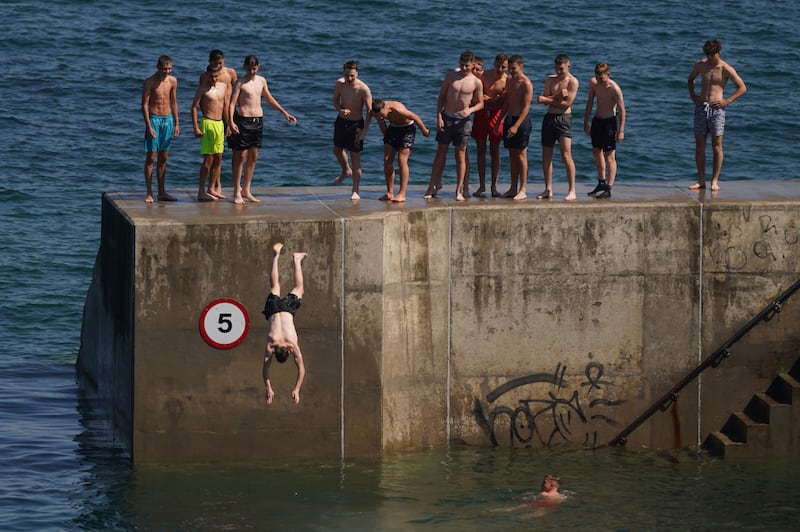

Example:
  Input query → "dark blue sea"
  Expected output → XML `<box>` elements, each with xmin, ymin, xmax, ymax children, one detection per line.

<box><xmin>1</xmin><ymin>0</ymin><xmax>799</xmax><ymax>529</ymax></box>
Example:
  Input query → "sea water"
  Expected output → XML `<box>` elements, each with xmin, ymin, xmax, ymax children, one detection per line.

<box><xmin>1</xmin><ymin>0</ymin><xmax>799</xmax><ymax>529</ymax></box>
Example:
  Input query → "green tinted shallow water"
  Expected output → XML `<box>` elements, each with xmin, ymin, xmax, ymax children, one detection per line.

<box><xmin>86</xmin><ymin>446</ymin><xmax>799</xmax><ymax>530</ymax></box>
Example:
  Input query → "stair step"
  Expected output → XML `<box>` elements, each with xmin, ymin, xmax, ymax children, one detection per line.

<box><xmin>744</xmin><ymin>392</ymin><xmax>784</xmax><ymax>423</ymax></box>
<box><xmin>766</xmin><ymin>372</ymin><xmax>800</xmax><ymax>405</ymax></box>
<box><xmin>721</xmin><ymin>411</ymin><xmax>769</xmax><ymax>445</ymax></box>
<box><xmin>703</xmin><ymin>431</ymin><xmax>744</xmax><ymax>458</ymax></box>
<box><xmin>789</xmin><ymin>358</ymin><xmax>800</xmax><ymax>382</ymax></box>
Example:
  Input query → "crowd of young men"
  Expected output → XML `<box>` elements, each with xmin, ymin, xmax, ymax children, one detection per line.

<box><xmin>142</xmin><ymin>40</ymin><xmax>745</xmax><ymax>203</ymax></box>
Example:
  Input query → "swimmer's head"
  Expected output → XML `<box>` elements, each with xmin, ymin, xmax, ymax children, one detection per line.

<box><xmin>157</xmin><ymin>55</ymin><xmax>172</xmax><ymax>68</ymax></box>
<box><xmin>542</xmin><ymin>474</ymin><xmax>560</xmax><ymax>491</ymax></box>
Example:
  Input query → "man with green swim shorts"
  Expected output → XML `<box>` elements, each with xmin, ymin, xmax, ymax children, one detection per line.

<box><xmin>191</xmin><ymin>64</ymin><xmax>229</xmax><ymax>201</ymax></box>
<box><xmin>141</xmin><ymin>55</ymin><xmax>179</xmax><ymax>203</ymax></box>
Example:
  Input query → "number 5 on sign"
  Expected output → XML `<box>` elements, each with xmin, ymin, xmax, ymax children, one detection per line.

<box><xmin>199</xmin><ymin>298</ymin><xmax>251</xmax><ymax>349</ymax></box>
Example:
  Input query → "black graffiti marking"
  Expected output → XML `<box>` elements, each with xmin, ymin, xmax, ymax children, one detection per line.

<box><xmin>753</xmin><ymin>240</ymin><xmax>776</xmax><ymax>261</ymax></box>
<box><xmin>475</xmin><ymin>362</ymin><xmax>625</xmax><ymax>447</ymax></box>
<box><xmin>589</xmin><ymin>398</ymin><xmax>625</xmax><ymax>408</ymax></box>
<box><xmin>724</xmin><ymin>246</ymin><xmax>747</xmax><ymax>270</ymax></box>
<box><xmin>759</xmin><ymin>215</ymin><xmax>777</xmax><ymax>235</ymax></box>
<box><xmin>486</xmin><ymin>363</ymin><xmax>566</xmax><ymax>403</ymax></box>
<box><xmin>590</xmin><ymin>414</ymin><xmax>621</xmax><ymax>426</ymax></box>
<box><xmin>580</xmin><ymin>362</ymin><xmax>611</xmax><ymax>395</ymax></box>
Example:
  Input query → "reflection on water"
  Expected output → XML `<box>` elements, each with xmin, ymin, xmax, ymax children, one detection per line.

<box><xmin>72</xmin><ymin>415</ymin><xmax>800</xmax><ymax>531</ymax></box>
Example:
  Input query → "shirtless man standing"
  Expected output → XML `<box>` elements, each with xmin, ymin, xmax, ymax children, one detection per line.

<box><xmin>688</xmin><ymin>39</ymin><xmax>747</xmax><ymax>191</ymax></box>
<box><xmin>371</xmin><ymin>98</ymin><xmax>431</xmax><ymax>203</ymax></box>
<box><xmin>473</xmin><ymin>53</ymin><xmax>509</xmax><ymax>198</ymax></box>
<box><xmin>424</xmin><ymin>51</ymin><xmax>484</xmax><ymax>201</ymax></box>
<box><xmin>191</xmin><ymin>65</ymin><xmax>229</xmax><ymax>202</ymax></box>
<box><xmin>332</xmin><ymin>60</ymin><xmax>373</xmax><ymax>200</ymax></box>
<box><xmin>262</xmin><ymin>242</ymin><xmax>307</xmax><ymax>405</ymax></box>
<box><xmin>583</xmin><ymin>62</ymin><xmax>626</xmax><ymax>199</ymax></box>
<box><xmin>142</xmin><ymin>55</ymin><xmax>179</xmax><ymax>203</ymax></box>
<box><xmin>229</xmin><ymin>55</ymin><xmax>297</xmax><ymax>204</ymax></box>
<box><xmin>537</xmin><ymin>54</ymin><xmax>579</xmax><ymax>201</ymax></box>
<box><xmin>199</xmin><ymin>50</ymin><xmax>237</xmax><ymax>199</ymax></box>
<box><xmin>497</xmin><ymin>54</ymin><xmax>533</xmax><ymax>201</ymax></box>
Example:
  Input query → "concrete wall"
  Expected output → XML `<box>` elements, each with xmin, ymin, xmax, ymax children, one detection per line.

<box><xmin>76</xmin><ymin>185</ymin><xmax>800</xmax><ymax>463</ymax></box>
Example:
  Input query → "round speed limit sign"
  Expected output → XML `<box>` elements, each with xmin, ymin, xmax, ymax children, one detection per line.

<box><xmin>199</xmin><ymin>298</ymin><xmax>251</xmax><ymax>349</ymax></box>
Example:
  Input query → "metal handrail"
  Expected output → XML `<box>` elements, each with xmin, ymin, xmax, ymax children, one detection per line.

<box><xmin>609</xmin><ymin>279</ymin><xmax>800</xmax><ymax>447</ymax></box>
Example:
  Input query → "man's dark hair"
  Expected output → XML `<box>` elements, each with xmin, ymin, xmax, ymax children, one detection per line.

<box><xmin>555</xmin><ymin>54</ymin><xmax>570</xmax><ymax>65</ymax></box>
<box><xmin>274</xmin><ymin>346</ymin><xmax>290</xmax><ymax>363</ymax></box>
<box><xmin>209</xmin><ymin>49</ymin><xmax>224</xmax><ymax>61</ymax></box>
<box><xmin>244</xmin><ymin>54</ymin><xmax>259</xmax><ymax>67</ymax></box>
<box><xmin>157</xmin><ymin>55</ymin><xmax>172</xmax><ymax>67</ymax></box>
<box><xmin>509</xmin><ymin>54</ymin><xmax>524</xmax><ymax>65</ymax></box>
<box><xmin>459</xmin><ymin>50</ymin><xmax>475</xmax><ymax>64</ymax></box>
<box><xmin>703</xmin><ymin>39</ymin><xmax>721</xmax><ymax>56</ymax></box>
<box><xmin>372</xmin><ymin>99</ymin><xmax>385</xmax><ymax>113</ymax></box>
<box><xmin>343</xmin><ymin>60</ymin><xmax>358</xmax><ymax>71</ymax></box>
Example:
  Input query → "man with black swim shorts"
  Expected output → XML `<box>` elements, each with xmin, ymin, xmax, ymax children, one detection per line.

<box><xmin>425</xmin><ymin>51</ymin><xmax>484</xmax><ymax>201</ymax></box>
<box><xmin>332</xmin><ymin>60</ymin><xmax>373</xmax><ymax>200</ymax></box>
<box><xmin>498</xmin><ymin>54</ymin><xmax>533</xmax><ymax>201</ymax></box>
<box><xmin>229</xmin><ymin>55</ymin><xmax>296</xmax><ymax>204</ymax></box>
<box><xmin>583</xmin><ymin>63</ymin><xmax>626</xmax><ymax>199</ymax></box>
<box><xmin>687</xmin><ymin>39</ymin><xmax>746</xmax><ymax>192</ymax></box>
<box><xmin>537</xmin><ymin>54</ymin><xmax>579</xmax><ymax>201</ymax></box>
<box><xmin>262</xmin><ymin>242</ymin><xmax>307</xmax><ymax>405</ymax></box>
<box><xmin>371</xmin><ymin>99</ymin><xmax>430</xmax><ymax>203</ymax></box>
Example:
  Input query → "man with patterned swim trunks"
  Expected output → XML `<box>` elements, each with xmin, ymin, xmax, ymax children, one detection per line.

<box><xmin>191</xmin><ymin>64</ymin><xmax>229</xmax><ymax>201</ymax></box>
<box><xmin>141</xmin><ymin>55</ymin><xmax>179</xmax><ymax>203</ymax></box>
<box><xmin>688</xmin><ymin>38</ymin><xmax>746</xmax><ymax>191</ymax></box>
<box><xmin>372</xmin><ymin>98</ymin><xmax>431</xmax><ymax>202</ymax></box>
<box><xmin>262</xmin><ymin>243</ymin><xmax>307</xmax><ymax>405</ymax></box>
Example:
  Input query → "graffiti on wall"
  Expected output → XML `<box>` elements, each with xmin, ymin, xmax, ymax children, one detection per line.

<box><xmin>473</xmin><ymin>361</ymin><xmax>624</xmax><ymax>447</ymax></box>
<box><xmin>708</xmin><ymin>211</ymin><xmax>799</xmax><ymax>272</ymax></box>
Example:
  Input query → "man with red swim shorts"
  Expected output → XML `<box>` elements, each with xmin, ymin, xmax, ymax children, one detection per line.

<box><xmin>471</xmin><ymin>54</ymin><xmax>509</xmax><ymax>197</ymax></box>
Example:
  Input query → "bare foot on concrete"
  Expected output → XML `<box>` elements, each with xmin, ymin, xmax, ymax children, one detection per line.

<box><xmin>564</xmin><ymin>191</ymin><xmax>577</xmax><ymax>201</ymax></box>
<box><xmin>391</xmin><ymin>194</ymin><xmax>406</xmax><ymax>203</ymax></box>
<box><xmin>379</xmin><ymin>193</ymin><xmax>393</xmax><ymax>201</ymax></box>
<box><xmin>333</xmin><ymin>172</ymin><xmax>351</xmax><ymax>184</ymax></box>
<box><xmin>689</xmin><ymin>181</ymin><xmax>706</xmax><ymax>190</ymax></box>
<box><xmin>350</xmin><ymin>192</ymin><xmax>360</xmax><ymax>201</ymax></box>
<box><xmin>158</xmin><ymin>193</ymin><xmax>177</xmax><ymax>202</ymax></box>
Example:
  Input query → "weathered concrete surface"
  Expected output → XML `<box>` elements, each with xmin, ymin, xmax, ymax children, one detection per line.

<box><xmin>76</xmin><ymin>181</ymin><xmax>800</xmax><ymax>462</ymax></box>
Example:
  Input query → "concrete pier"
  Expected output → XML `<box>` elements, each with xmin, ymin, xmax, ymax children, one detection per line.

<box><xmin>76</xmin><ymin>181</ymin><xmax>800</xmax><ymax>463</ymax></box>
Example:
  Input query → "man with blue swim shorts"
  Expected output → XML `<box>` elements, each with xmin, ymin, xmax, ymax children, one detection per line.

<box><xmin>371</xmin><ymin>98</ymin><xmax>430</xmax><ymax>202</ymax></box>
<box><xmin>141</xmin><ymin>55</ymin><xmax>179</xmax><ymax>203</ymax></box>
<box><xmin>688</xmin><ymin>39</ymin><xmax>747</xmax><ymax>191</ymax></box>
<box><xmin>191</xmin><ymin>64</ymin><xmax>229</xmax><ymax>201</ymax></box>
